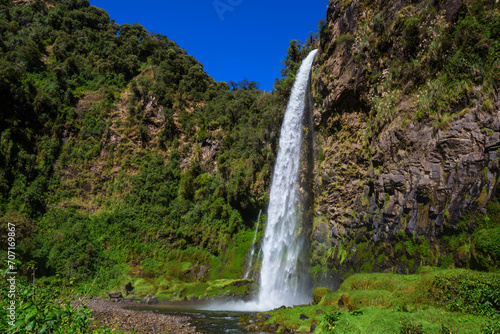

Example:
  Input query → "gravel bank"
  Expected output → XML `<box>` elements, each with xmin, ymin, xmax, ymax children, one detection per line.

<box><xmin>84</xmin><ymin>299</ymin><xmax>202</xmax><ymax>334</ymax></box>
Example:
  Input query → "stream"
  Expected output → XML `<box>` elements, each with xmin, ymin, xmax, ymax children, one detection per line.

<box><xmin>128</xmin><ymin>305</ymin><xmax>272</xmax><ymax>334</ymax></box>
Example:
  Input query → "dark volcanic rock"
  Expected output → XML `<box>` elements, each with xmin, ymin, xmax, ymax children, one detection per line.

<box><xmin>310</xmin><ymin>0</ymin><xmax>500</xmax><ymax>276</ymax></box>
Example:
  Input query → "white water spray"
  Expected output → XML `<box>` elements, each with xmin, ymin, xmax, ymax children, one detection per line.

<box><xmin>255</xmin><ymin>49</ymin><xmax>317</xmax><ymax>310</ymax></box>
<box><xmin>244</xmin><ymin>209</ymin><xmax>262</xmax><ymax>279</ymax></box>
<box><xmin>205</xmin><ymin>49</ymin><xmax>317</xmax><ymax>312</ymax></box>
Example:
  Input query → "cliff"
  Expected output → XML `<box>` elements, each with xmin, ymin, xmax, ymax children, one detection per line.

<box><xmin>310</xmin><ymin>0</ymin><xmax>500</xmax><ymax>281</ymax></box>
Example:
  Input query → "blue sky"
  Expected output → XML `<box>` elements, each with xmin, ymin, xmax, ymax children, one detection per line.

<box><xmin>89</xmin><ymin>0</ymin><xmax>328</xmax><ymax>91</ymax></box>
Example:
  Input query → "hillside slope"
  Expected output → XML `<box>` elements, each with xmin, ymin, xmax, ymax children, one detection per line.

<box><xmin>0</xmin><ymin>0</ymin><xmax>317</xmax><ymax>295</ymax></box>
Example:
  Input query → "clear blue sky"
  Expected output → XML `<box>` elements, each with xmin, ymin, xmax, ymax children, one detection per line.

<box><xmin>89</xmin><ymin>0</ymin><xmax>328</xmax><ymax>91</ymax></box>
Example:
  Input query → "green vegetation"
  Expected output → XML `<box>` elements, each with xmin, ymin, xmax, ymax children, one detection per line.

<box><xmin>313</xmin><ymin>287</ymin><xmax>332</xmax><ymax>305</ymax></box>
<box><xmin>0</xmin><ymin>0</ymin><xmax>318</xmax><ymax>310</ymax></box>
<box><xmin>350</xmin><ymin>0</ymin><xmax>500</xmax><ymax>133</ymax></box>
<box><xmin>311</xmin><ymin>0</ymin><xmax>500</xmax><ymax>278</ymax></box>
<box><xmin>0</xmin><ymin>276</ymin><xmax>112</xmax><ymax>333</ymax></box>
<box><xmin>2</xmin><ymin>0</ymin><xmax>500</xmax><ymax>333</ymax></box>
<box><xmin>252</xmin><ymin>269</ymin><xmax>500</xmax><ymax>333</ymax></box>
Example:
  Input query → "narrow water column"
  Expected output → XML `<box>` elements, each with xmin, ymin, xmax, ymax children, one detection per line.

<box><xmin>244</xmin><ymin>210</ymin><xmax>262</xmax><ymax>279</ymax></box>
<box><xmin>257</xmin><ymin>49</ymin><xmax>318</xmax><ymax>309</ymax></box>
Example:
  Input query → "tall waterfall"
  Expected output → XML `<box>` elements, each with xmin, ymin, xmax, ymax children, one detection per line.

<box><xmin>205</xmin><ymin>49</ymin><xmax>317</xmax><ymax>312</ymax></box>
<box><xmin>256</xmin><ymin>49</ymin><xmax>317</xmax><ymax>310</ymax></box>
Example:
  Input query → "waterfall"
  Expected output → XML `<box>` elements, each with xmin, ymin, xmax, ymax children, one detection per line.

<box><xmin>256</xmin><ymin>49</ymin><xmax>317</xmax><ymax>310</ymax></box>
<box><xmin>244</xmin><ymin>209</ymin><xmax>262</xmax><ymax>279</ymax></box>
<box><xmin>204</xmin><ymin>49</ymin><xmax>317</xmax><ymax>312</ymax></box>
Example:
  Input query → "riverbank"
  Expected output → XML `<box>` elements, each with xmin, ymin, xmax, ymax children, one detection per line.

<box><xmin>84</xmin><ymin>299</ymin><xmax>202</xmax><ymax>334</ymax></box>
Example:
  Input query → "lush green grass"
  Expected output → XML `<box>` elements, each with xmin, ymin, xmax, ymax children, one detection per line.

<box><xmin>255</xmin><ymin>269</ymin><xmax>500</xmax><ymax>333</ymax></box>
<box><xmin>265</xmin><ymin>305</ymin><xmax>490</xmax><ymax>333</ymax></box>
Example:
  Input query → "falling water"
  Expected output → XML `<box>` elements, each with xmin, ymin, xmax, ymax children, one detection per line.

<box><xmin>205</xmin><ymin>49</ymin><xmax>317</xmax><ymax>312</ymax></box>
<box><xmin>244</xmin><ymin>209</ymin><xmax>262</xmax><ymax>279</ymax></box>
<box><xmin>255</xmin><ymin>49</ymin><xmax>317</xmax><ymax>310</ymax></box>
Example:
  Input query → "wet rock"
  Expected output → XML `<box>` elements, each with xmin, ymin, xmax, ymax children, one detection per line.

<box><xmin>269</xmin><ymin>323</ymin><xmax>279</xmax><ymax>332</ymax></box>
<box><xmin>106</xmin><ymin>292</ymin><xmax>122</xmax><ymax>300</ymax></box>
<box><xmin>143</xmin><ymin>295</ymin><xmax>158</xmax><ymax>304</ymax></box>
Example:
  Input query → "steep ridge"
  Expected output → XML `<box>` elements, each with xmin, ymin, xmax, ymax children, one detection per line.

<box><xmin>310</xmin><ymin>0</ymin><xmax>500</xmax><ymax>280</ymax></box>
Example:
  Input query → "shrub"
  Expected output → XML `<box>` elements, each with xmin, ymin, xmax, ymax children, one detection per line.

<box><xmin>320</xmin><ymin>311</ymin><xmax>342</xmax><ymax>332</ymax></box>
<box><xmin>0</xmin><ymin>277</ymin><xmax>99</xmax><ymax>333</ymax></box>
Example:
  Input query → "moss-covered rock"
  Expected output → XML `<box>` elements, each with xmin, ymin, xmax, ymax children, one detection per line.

<box><xmin>311</xmin><ymin>0</ymin><xmax>500</xmax><ymax>276</ymax></box>
<box><xmin>313</xmin><ymin>286</ymin><xmax>332</xmax><ymax>304</ymax></box>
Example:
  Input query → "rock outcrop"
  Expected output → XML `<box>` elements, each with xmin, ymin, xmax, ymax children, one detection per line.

<box><xmin>310</xmin><ymin>0</ymin><xmax>500</xmax><ymax>279</ymax></box>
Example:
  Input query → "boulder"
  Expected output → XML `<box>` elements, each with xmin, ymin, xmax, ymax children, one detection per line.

<box><xmin>144</xmin><ymin>296</ymin><xmax>158</xmax><ymax>304</ymax></box>
<box><xmin>106</xmin><ymin>292</ymin><xmax>123</xmax><ymax>300</ymax></box>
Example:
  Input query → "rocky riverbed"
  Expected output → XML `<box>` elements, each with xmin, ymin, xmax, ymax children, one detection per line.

<box><xmin>83</xmin><ymin>299</ymin><xmax>202</xmax><ymax>334</ymax></box>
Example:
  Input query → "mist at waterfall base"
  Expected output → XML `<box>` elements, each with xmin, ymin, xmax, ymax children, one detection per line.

<box><xmin>204</xmin><ymin>49</ymin><xmax>318</xmax><ymax>312</ymax></box>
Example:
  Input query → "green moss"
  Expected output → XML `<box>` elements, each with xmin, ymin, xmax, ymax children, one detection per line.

<box><xmin>439</xmin><ymin>255</ymin><xmax>454</xmax><ymax>269</ymax></box>
<box><xmin>395</xmin><ymin>241</ymin><xmax>404</xmax><ymax>254</ymax></box>
<box><xmin>339</xmin><ymin>0</ymin><xmax>353</xmax><ymax>13</ymax></box>
<box><xmin>476</xmin><ymin>184</ymin><xmax>489</xmax><ymax>206</ymax></box>
<box><xmin>336</xmin><ymin>33</ymin><xmax>355</xmax><ymax>47</ymax></box>
<box><xmin>473</xmin><ymin>226</ymin><xmax>500</xmax><ymax>269</ymax></box>
<box><xmin>384</xmin><ymin>193</ymin><xmax>391</xmax><ymax>210</ymax></box>
<box><xmin>131</xmin><ymin>278</ymin><xmax>157</xmax><ymax>298</ymax></box>
<box><xmin>313</xmin><ymin>287</ymin><xmax>333</xmax><ymax>305</ymax></box>
<box><xmin>444</xmin><ymin>232</ymin><xmax>468</xmax><ymax>252</ymax></box>
<box><xmin>152</xmin><ymin>278</ymin><xmax>257</xmax><ymax>301</ymax></box>
<box><xmin>260</xmin><ymin>270</ymin><xmax>499</xmax><ymax>333</ymax></box>
<box><xmin>482</xmin><ymin>99</ymin><xmax>494</xmax><ymax>113</ymax></box>
<box><xmin>404</xmin><ymin>240</ymin><xmax>416</xmax><ymax>256</ymax></box>
<box><xmin>339</xmin><ymin>246</ymin><xmax>348</xmax><ymax>264</ymax></box>
<box><xmin>360</xmin><ymin>261</ymin><xmax>374</xmax><ymax>273</ymax></box>
<box><xmin>378</xmin><ymin>253</ymin><xmax>388</xmax><ymax>265</ymax></box>
<box><xmin>416</xmin><ymin>239</ymin><xmax>431</xmax><ymax>260</ymax></box>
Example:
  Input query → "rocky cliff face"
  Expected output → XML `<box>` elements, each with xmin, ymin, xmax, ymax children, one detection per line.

<box><xmin>309</xmin><ymin>0</ymin><xmax>500</xmax><ymax>280</ymax></box>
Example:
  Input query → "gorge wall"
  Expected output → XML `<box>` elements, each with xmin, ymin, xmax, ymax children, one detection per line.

<box><xmin>309</xmin><ymin>0</ymin><xmax>500</xmax><ymax>281</ymax></box>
